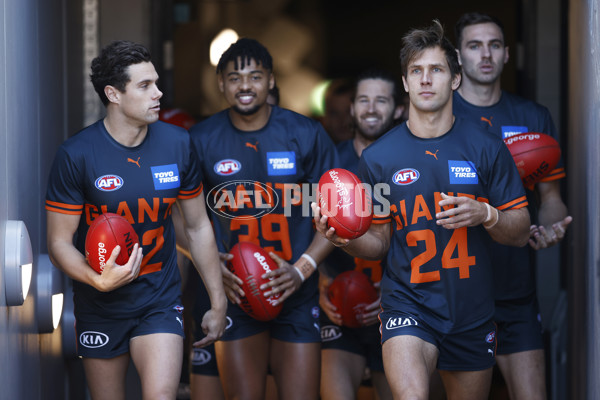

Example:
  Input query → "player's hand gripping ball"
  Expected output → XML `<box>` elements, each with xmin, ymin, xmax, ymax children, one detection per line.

<box><xmin>85</xmin><ymin>213</ymin><xmax>139</xmax><ymax>274</ymax></box>
<box><xmin>227</xmin><ymin>242</ymin><xmax>283</xmax><ymax>321</ymax></box>
<box><xmin>503</xmin><ymin>132</ymin><xmax>561</xmax><ymax>188</ymax></box>
<box><xmin>318</xmin><ymin>168</ymin><xmax>372</xmax><ymax>239</ymax></box>
<box><xmin>327</xmin><ymin>270</ymin><xmax>379</xmax><ymax>328</ymax></box>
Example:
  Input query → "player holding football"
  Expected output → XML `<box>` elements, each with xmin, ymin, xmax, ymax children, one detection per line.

<box><xmin>314</xmin><ymin>20</ymin><xmax>531</xmax><ymax>399</ymax></box>
<box><xmin>187</xmin><ymin>38</ymin><xmax>337</xmax><ymax>400</ymax></box>
<box><xmin>319</xmin><ymin>68</ymin><xmax>403</xmax><ymax>400</ymax></box>
<box><xmin>45</xmin><ymin>40</ymin><xmax>227</xmax><ymax>400</ymax></box>
<box><xmin>453</xmin><ymin>12</ymin><xmax>572</xmax><ymax>400</ymax></box>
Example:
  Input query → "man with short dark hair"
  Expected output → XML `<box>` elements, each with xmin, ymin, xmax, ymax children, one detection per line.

<box><xmin>319</xmin><ymin>68</ymin><xmax>403</xmax><ymax>400</ymax></box>
<box><xmin>454</xmin><ymin>12</ymin><xmax>572</xmax><ymax>400</ymax></box>
<box><xmin>188</xmin><ymin>38</ymin><xmax>338</xmax><ymax>400</ymax></box>
<box><xmin>314</xmin><ymin>21</ymin><xmax>531</xmax><ymax>399</ymax></box>
<box><xmin>46</xmin><ymin>40</ymin><xmax>227</xmax><ymax>399</ymax></box>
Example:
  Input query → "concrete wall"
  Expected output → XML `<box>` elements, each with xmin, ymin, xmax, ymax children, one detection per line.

<box><xmin>568</xmin><ymin>1</ymin><xmax>600</xmax><ymax>399</ymax></box>
<box><xmin>0</xmin><ymin>0</ymin><xmax>70</xmax><ymax>399</ymax></box>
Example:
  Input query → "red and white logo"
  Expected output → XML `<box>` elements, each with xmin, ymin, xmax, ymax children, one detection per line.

<box><xmin>392</xmin><ymin>169</ymin><xmax>420</xmax><ymax>185</ymax></box>
<box><xmin>95</xmin><ymin>175</ymin><xmax>124</xmax><ymax>191</ymax></box>
<box><xmin>214</xmin><ymin>159</ymin><xmax>242</xmax><ymax>176</ymax></box>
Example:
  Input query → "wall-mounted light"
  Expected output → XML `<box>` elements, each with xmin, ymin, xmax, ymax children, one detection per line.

<box><xmin>36</xmin><ymin>253</ymin><xmax>64</xmax><ymax>333</ymax></box>
<box><xmin>210</xmin><ymin>28</ymin><xmax>239</xmax><ymax>67</ymax></box>
<box><xmin>4</xmin><ymin>220</ymin><xmax>33</xmax><ymax>306</ymax></box>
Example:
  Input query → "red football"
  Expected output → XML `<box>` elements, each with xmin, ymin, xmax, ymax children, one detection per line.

<box><xmin>328</xmin><ymin>270</ymin><xmax>379</xmax><ymax>328</ymax></box>
<box><xmin>227</xmin><ymin>242</ymin><xmax>283</xmax><ymax>321</ymax></box>
<box><xmin>159</xmin><ymin>108</ymin><xmax>196</xmax><ymax>130</ymax></box>
<box><xmin>503</xmin><ymin>132</ymin><xmax>561</xmax><ymax>188</ymax></box>
<box><xmin>318</xmin><ymin>168</ymin><xmax>372</xmax><ymax>239</ymax></box>
<box><xmin>85</xmin><ymin>213</ymin><xmax>139</xmax><ymax>274</ymax></box>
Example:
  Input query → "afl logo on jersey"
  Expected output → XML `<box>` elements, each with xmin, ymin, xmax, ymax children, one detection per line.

<box><xmin>214</xmin><ymin>159</ymin><xmax>242</xmax><ymax>176</ymax></box>
<box><xmin>95</xmin><ymin>175</ymin><xmax>123</xmax><ymax>191</ymax></box>
<box><xmin>392</xmin><ymin>169</ymin><xmax>419</xmax><ymax>185</ymax></box>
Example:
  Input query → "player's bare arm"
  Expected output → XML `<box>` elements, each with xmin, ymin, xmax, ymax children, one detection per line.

<box><xmin>172</xmin><ymin>203</ymin><xmax>244</xmax><ymax>304</ymax></box>
<box><xmin>311</xmin><ymin>202</ymin><xmax>390</xmax><ymax>261</ymax></box>
<box><xmin>47</xmin><ymin>211</ymin><xmax>142</xmax><ymax>292</ymax></box>
<box><xmin>261</xmin><ymin>233</ymin><xmax>335</xmax><ymax>304</ymax></box>
<box><xmin>178</xmin><ymin>195</ymin><xmax>227</xmax><ymax>347</ymax></box>
<box><xmin>436</xmin><ymin>192</ymin><xmax>530</xmax><ymax>247</ymax></box>
<box><xmin>530</xmin><ymin>180</ymin><xmax>573</xmax><ymax>249</ymax></box>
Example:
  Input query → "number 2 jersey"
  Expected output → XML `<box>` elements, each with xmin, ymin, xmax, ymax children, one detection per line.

<box><xmin>189</xmin><ymin>106</ymin><xmax>338</xmax><ymax>308</ymax></box>
<box><xmin>359</xmin><ymin>117</ymin><xmax>528</xmax><ymax>334</ymax></box>
<box><xmin>453</xmin><ymin>91</ymin><xmax>566</xmax><ymax>301</ymax></box>
<box><xmin>45</xmin><ymin>120</ymin><xmax>203</xmax><ymax>318</ymax></box>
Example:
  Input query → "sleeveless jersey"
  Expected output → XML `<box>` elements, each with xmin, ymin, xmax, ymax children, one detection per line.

<box><xmin>453</xmin><ymin>91</ymin><xmax>566</xmax><ymax>300</ymax></box>
<box><xmin>359</xmin><ymin>117</ymin><xmax>528</xmax><ymax>333</ymax></box>
<box><xmin>322</xmin><ymin>139</ymin><xmax>384</xmax><ymax>284</ymax></box>
<box><xmin>45</xmin><ymin>120</ymin><xmax>202</xmax><ymax>317</ymax></box>
<box><xmin>190</xmin><ymin>106</ymin><xmax>338</xmax><ymax>308</ymax></box>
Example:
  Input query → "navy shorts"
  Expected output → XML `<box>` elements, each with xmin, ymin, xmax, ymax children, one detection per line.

<box><xmin>320</xmin><ymin>313</ymin><xmax>384</xmax><ymax>372</ymax></box>
<box><xmin>74</xmin><ymin>301</ymin><xmax>185</xmax><ymax>358</ymax></box>
<box><xmin>380</xmin><ymin>310</ymin><xmax>497</xmax><ymax>371</ymax></box>
<box><xmin>494</xmin><ymin>295</ymin><xmax>544</xmax><ymax>355</ymax></box>
<box><xmin>190</xmin><ymin>344</ymin><xmax>220</xmax><ymax>376</ymax></box>
<box><xmin>220</xmin><ymin>294</ymin><xmax>321</xmax><ymax>343</ymax></box>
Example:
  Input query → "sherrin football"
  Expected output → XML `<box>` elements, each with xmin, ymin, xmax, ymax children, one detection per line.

<box><xmin>227</xmin><ymin>242</ymin><xmax>283</xmax><ymax>321</ymax></box>
<box><xmin>328</xmin><ymin>270</ymin><xmax>379</xmax><ymax>328</ymax></box>
<box><xmin>503</xmin><ymin>132</ymin><xmax>561</xmax><ymax>188</ymax></box>
<box><xmin>318</xmin><ymin>168</ymin><xmax>373</xmax><ymax>239</ymax></box>
<box><xmin>85</xmin><ymin>213</ymin><xmax>139</xmax><ymax>274</ymax></box>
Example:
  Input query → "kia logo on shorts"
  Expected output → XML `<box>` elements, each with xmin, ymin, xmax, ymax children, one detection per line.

<box><xmin>320</xmin><ymin>325</ymin><xmax>342</xmax><ymax>342</ymax></box>
<box><xmin>393</xmin><ymin>169</ymin><xmax>420</xmax><ymax>185</ymax></box>
<box><xmin>214</xmin><ymin>159</ymin><xmax>242</xmax><ymax>176</ymax></box>
<box><xmin>191</xmin><ymin>348</ymin><xmax>212</xmax><ymax>366</ymax></box>
<box><xmin>79</xmin><ymin>331</ymin><xmax>109</xmax><ymax>348</ymax></box>
<box><xmin>95</xmin><ymin>175</ymin><xmax>123</xmax><ymax>191</ymax></box>
<box><xmin>385</xmin><ymin>316</ymin><xmax>418</xmax><ymax>330</ymax></box>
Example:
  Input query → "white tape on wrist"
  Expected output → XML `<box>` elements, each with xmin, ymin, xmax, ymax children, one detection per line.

<box><xmin>301</xmin><ymin>253</ymin><xmax>318</xmax><ymax>270</ymax></box>
<box><xmin>483</xmin><ymin>202</ymin><xmax>499</xmax><ymax>229</ymax></box>
<box><xmin>294</xmin><ymin>266</ymin><xmax>305</xmax><ymax>282</ymax></box>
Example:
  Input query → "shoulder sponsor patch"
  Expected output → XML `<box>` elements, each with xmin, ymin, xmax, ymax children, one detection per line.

<box><xmin>393</xmin><ymin>168</ymin><xmax>420</xmax><ymax>185</ymax></box>
<box><xmin>214</xmin><ymin>159</ymin><xmax>242</xmax><ymax>176</ymax></box>
<box><xmin>95</xmin><ymin>174</ymin><xmax>123</xmax><ymax>191</ymax></box>
<box><xmin>501</xmin><ymin>125</ymin><xmax>528</xmax><ymax>140</ymax></box>
<box><xmin>151</xmin><ymin>164</ymin><xmax>180</xmax><ymax>190</ymax></box>
<box><xmin>448</xmin><ymin>160</ymin><xmax>478</xmax><ymax>184</ymax></box>
<box><xmin>267</xmin><ymin>151</ymin><xmax>296</xmax><ymax>175</ymax></box>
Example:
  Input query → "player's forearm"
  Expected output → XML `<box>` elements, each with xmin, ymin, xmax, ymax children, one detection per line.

<box><xmin>48</xmin><ymin>240</ymin><xmax>98</xmax><ymax>287</ymax></box>
<box><xmin>187</xmin><ymin>225</ymin><xmax>227</xmax><ymax>312</ymax></box>
<box><xmin>343</xmin><ymin>224</ymin><xmax>390</xmax><ymax>261</ymax></box>
<box><xmin>536</xmin><ymin>183</ymin><xmax>568</xmax><ymax>227</ymax></box>
<box><xmin>293</xmin><ymin>234</ymin><xmax>335</xmax><ymax>281</ymax></box>
<box><xmin>485</xmin><ymin>207</ymin><xmax>531</xmax><ymax>247</ymax></box>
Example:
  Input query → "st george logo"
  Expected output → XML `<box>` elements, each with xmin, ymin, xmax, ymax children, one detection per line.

<box><xmin>393</xmin><ymin>168</ymin><xmax>420</xmax><ymax>185</ymax></box>
<box><xmin>79</xmin><ymin>331</ymin><xmax>109</xmax><ymax>348</ymax></box>
<box><xmin>214</xmin><ymin>159</ymin><xmax>242</xmax><ymax>176</ymax></box>
<box><xmin>95</xmin><ymin>175</ymin><xmax>123</xmax><ymax>191</ymax></box>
